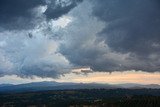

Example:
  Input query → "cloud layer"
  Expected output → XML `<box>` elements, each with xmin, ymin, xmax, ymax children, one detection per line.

<box><xmin>0</xmin><ymin>0</ymin><xmax>82</xmax><ymax>78</ymax></box>
<box><xmin>0</xmin><ymin>0</ymin><xmax>160</xmax><ymax>78</ymax></box>
<box><xmin>91</xmin><ymin>0</ymin><xmax>160</xmax><ymax>71</ymax></box>
<box><xmin>60</xmin><ymin>0</ymin><xmax>160</xmax><ymax>72</ymax></box>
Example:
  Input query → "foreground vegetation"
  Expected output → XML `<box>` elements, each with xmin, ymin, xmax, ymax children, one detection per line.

<box><xmin>0</xmin><ymin>89</ymin><xmax>160</xmax><ymax>107</ymax></box>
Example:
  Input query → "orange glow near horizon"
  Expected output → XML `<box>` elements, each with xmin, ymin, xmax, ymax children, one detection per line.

<box><xmin>58</xmin><ymin>71</ymin><xmax>160</xmax><ymax>85</ymax></box>
<box><xmin>0</xmin><ymin>71</ymin><xmax>159</xmax><ymax>85</ymax></box>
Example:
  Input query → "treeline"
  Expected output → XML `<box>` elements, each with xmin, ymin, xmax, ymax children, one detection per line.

<box><xmin>0</xmin><ymin>89</ymin><xmax>160</xmax><ymax>107</ymax></box>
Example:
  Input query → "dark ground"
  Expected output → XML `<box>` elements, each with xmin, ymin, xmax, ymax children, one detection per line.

<box><xmin>0</xmin><ymin>89</ymin><xmax>160</xmax><ymax>107</ymax></box>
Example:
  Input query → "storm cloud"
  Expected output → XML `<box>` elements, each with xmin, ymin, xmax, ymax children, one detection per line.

<box><xmin>60</xmin><ymin>0</ymin><xmax>160</xmax><ymax>72</ymax></box>
<box><xmin>0</xmin><ymin>0</ymin><xmax>82</xmax><ymax>30</ymax></box>
<box><xmin>0</xmin><ymin>0</ymin><xmax>82</xmax><ymax>78</ymax></box>
<box><xmin>0</xmin><ymin>0</ymin><xmax>160</xmax><ymax>78</ymax></box>
<box><xmin>44</xmin><ymin>0</ymin><xmax>83</xmax><ymax>19</ymax></box>
<box><xmin>91</xmin><ymin>0</ymin><xmax>160</xmax><ymax>71</ymax></box>
<box><xmin>92</xmin><ymin>0</ymin><xmax>160</xmax><ymax>55</ymax></box>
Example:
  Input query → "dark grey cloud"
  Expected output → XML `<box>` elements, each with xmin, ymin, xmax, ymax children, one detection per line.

<box><xmin>59</xmin><ymin>1</ymin><xmax>125</xmax><ymax>72</ymax></box>
<box><xmin>44</xmin><ymin>0</ymin><xmax>83</xmax><ymax>19</ymax></box>
<box><xmin>91</xmin><ymin>0</ymin><xmax>160</xmax><ymax>71</ymax></box>
<box><xmin>0</xmin><ymin>0</ymin><xmax>83</xmax><ymax>30</ymax></box>
<box><xmin>0</xmin><ymin>0</ymin><xmax>160</xmax><ymax>79</ymax></box>
<box><xmin>92</xmin><ymin>0</ymin><xmax>160</xmax><ymax>56</ymax></box>
<box><xmin>60</xmin><ymin>0</ymin><xmax>160</xmax><ymax>72</ymax></box>
<box><xmin>0</xmin><ymin>0</ymin><xmax>46</xmax><ymax>29</ymax></box>
<box><xmin>0</xmin><ymin>0</ymin><xmax>45</xmax><ymax>18</ymax></box>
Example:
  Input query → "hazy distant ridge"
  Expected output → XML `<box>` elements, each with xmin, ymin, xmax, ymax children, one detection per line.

<box><xmin>0</xmin><ymin>81</ymin><xmax>159</xmax><ymax>93</ymax></box>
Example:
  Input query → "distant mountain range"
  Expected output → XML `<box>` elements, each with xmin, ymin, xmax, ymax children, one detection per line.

<box><xmin>0</xmin><ymin>81</ymin><xmax>159</xmax><ymax>93</ymax></box>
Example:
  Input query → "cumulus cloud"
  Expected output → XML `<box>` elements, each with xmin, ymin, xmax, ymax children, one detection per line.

<box><xmin>0</xmin><ymin>29</ymin><xmax>71</xmax><ymax>78</ymax></box>
<box><xmin>59</xmin><ymin>0</ymin><xmax>129</xmax><ymax>71</ymax></box>
<box><xmin>0</xmin><ymin>0</ymin><xmax>83</xmax><ymax>78</ymax></box>
<box><xmin>0</xmin><ymin>0</ymin><xmax>160</xmax><ymax>79</ymax></box>
<box><xmin>59</xmin><ymin>0</ymin><xmax>160</xmax><ymax>72</ymax></box>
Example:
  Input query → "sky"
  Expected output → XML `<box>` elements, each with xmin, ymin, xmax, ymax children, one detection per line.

<box><xmin>0</xmin><ymin>0</ymin><xmax>160</xmax><ymax>84</ymax></box>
